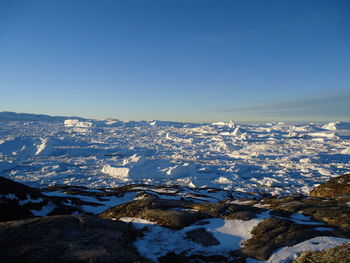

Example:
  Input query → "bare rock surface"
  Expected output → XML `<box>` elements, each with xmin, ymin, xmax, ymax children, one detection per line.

<box><xmin>185</xmin><ymin>228</ymin><xmax>220</xmax><ymax>247</ymax></box>
<box><xmin>99</xmin><ymin>196</ymin><xmax>264</xmax><ymax>229</ymax></box>
<box><xmin>310</xmin><ymin>174</ymin><xmax>350</xmax><ymax>198</ymax></box>
<box><xmin>241</xmin><ymin>218</ymin><xmax>332</xmax><ymax>260</ymax></box>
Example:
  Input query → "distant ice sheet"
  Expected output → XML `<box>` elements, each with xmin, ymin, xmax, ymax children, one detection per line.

<box><xmin>0</xmin><ymin>120</ymin><xmax>349</xmax><ymax>196</ymax></box>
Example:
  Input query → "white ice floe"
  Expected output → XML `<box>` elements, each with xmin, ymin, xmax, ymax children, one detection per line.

<box><xmin>322</xmin><ymin>121</ymin><xmax>350</xmax><ymax>131</ymax></box>
<box><xmin>64</xmin><ymin>119</ymin><xmax>93</xmax><ymax>128</ymax></box>
<box><xmin>0</xmin><ymin>119</ymin><xmax>349</xmax><ymax>196</ymax></box>
<box><xmin>101</xmin><ymin>165</ymin><xmax>130</xmax><ymax>180</ymax></box>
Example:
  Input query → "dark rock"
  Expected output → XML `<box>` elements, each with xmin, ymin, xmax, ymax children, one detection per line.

<box><xmin>293</xmin><ymin>241</ymin><xmax>350</xmax><ymax>263</ymax></box>
<box><xmin>300</xmin><ymin>206</ymin><xmax>350</xmax><ymax>236</ymax></box>
<box><xmin>192</xmin><ymin>202</ymin><xmax>265</xmax><ymax>220</ymax></box>
<box><xmin>100</xmin><ymin>196</ymin><xmax>265</xmax><ymax>229</ymax></box>
<box><xmin>186</xmin><ymin>228</ymin><xmax>220</xmax><ymax>246</ymax></box>
<box><xmin>0</xmin><ymin>176</ymin><xmax>46</xmax><ymax>221</ymax></box>
<box><xmin>100</xmin><ymin>196</ymin><xmax>206</xmax><ymax>229</ymax></box>
<box><xmin>0</xmin><ymin>176</ymin><xmax>44</xmax><ymax>199</ymax></box>
<box><xmin>260</xmin><ymin>195</ymin><xmax>350</xmax><ymax>236</ymax></box>
<box><xmin>158</xmin><ymin>252</ymin><xmax>189</xmax><ymax>263</ymax></box>
<box><xmin>310</xmin><ymin>174</ymin><xmax>350</xmax><ymax>198</ymax></box>
<box><xmin>158</xmin><ymin>252</ymin><xmax>234</xmax><ymax>263</ymax></box>
<box><xmin>241</xmin><ymin>218</ymin><xmax>331</xmax><ymax>260</ymax></box>
<box><xmin>0</xmin><ymin>215</ymin><xmax>148</xmax><ymax>263</ymax></box>
<box><xmin>0</xmin><ymin>176</ymin><xmax>98</xmax><ymax>222</ymax></box>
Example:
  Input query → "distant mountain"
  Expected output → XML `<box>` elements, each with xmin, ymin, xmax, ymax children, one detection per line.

<box><xmin>0</xmin><ymin>111</ymin><xmax>86</xmax><ymax>122</ymax></box>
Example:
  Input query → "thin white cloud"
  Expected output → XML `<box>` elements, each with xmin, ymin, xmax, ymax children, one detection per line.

<box><xmin>216</xmin><ymin>90</ymin><xmax>350</xmax><ymax>119</ymax></box>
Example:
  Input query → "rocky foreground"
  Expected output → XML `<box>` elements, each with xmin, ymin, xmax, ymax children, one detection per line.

<box><xmin>0</xmin><ymin>175</ymin><xmax>349</xmax><ymax>263</ymax></box>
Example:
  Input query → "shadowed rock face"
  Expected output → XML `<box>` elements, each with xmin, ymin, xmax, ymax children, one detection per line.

<box><xmin>0</xmin><ymin>176</ymin><xmax>47</xmax><ymax>221</ymax></box>
<box><xmin>0</xmin><ymin>215</ymin><xmax>148</xmax><ymax>263</ymax></box>
<box><xmin>310</xmin><ymin>174</ymin><xmax>350</xmax><ymax>198</ymax></box>
<box><xmin>293</xmin><ymin>241</ymin><xmax>350</xmax><ymax>263</ymax></box>
<box><xmin>185</xmin><ymin>228</ymin><xmax>220</xmax><ymax>247</ymax></box>
<box><xmin>0</xmin><ymin>176</ymin><xmax>44</xmax><ymax>199</ymax></box>
<box><xmin>0</xmin><ymin>176</ymin><xmax>101</xmax><ymax>222</ymax></box>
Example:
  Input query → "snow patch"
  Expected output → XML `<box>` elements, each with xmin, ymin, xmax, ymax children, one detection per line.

<box><xmin>268</xmin><ymin>236</ymin><xmax>350</xmax><ymax>263</ymax></box>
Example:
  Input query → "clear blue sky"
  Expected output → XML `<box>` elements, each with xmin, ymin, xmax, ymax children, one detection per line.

<box><xmin>1</xmin><ymin>0</ymin><xmax>349</xmax><ymax>122</ymax></box>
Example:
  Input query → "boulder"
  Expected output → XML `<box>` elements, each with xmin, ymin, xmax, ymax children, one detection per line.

<box><xmin>310</xmin><ymin>174</ymin><xmax>350</xmax><ymax>198</ymax></box>
<box><xmin>241</xmin><ymin>218</ymin><xmax>330</xmax><ymax>260</ymax></box>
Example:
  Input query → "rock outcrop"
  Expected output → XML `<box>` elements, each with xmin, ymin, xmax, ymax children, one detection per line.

<box><xmin>1</xmin><ymin>175</ymin><xmax>350</xmax><ymax>262</ymax></box>
<box><xmin>310</xmin><ymin>174</ymin><xmax>350</xmax><ymax>198</ymax></box>
<box><xmin>294</xmin><ymin>241</ymin><xmax>350</xmax><ymax>263</ymax></box>
<box><xmin>99</xmin><ymin>195</ymin><xmax>264</xmax><ymax>229</ymax></box>
<box><xmin>241</xmin><ymin>217</ymin><xmax>330</xmax><ymax>260</ymax></box>
<box><xmin>0</xmin><ymin>215</ymin><xmax>148</xmax><ymax>263</ymax></box>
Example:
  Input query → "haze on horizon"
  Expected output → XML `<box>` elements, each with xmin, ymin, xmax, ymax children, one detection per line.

<box><xmin>0</xmin><ymin>0</ymin><xmax>349</xmax><ymax>122</ymax></box>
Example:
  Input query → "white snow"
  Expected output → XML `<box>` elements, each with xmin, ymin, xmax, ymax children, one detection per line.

<box><xmin>18</xmin><ymin>195</ymin><xmax>44</xmax><ymax>205</ymax></box>
<box><xmin>322</xmin><ymin>121</ymin><xmax>350</xmax><ymax>131</ymax></box>
<box><xmin>267</xmin><ymin>236</ymin><xmax>350</xmax><ymax>263</ymax></box>
<box><xmin>121</xmin><ymin>217</ymin><xmax>261</xmax><ymax>262</ymax></box>
<box><xmin>30</xmin><ymin>202</ymin><xmax>56</xmax><ymax>216</ymax></box>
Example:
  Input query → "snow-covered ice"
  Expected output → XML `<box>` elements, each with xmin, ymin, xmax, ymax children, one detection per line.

<box><xmin>0</xmin><ymin>119</ymin><xmax>349</xmax><ymax>196</ymax></box>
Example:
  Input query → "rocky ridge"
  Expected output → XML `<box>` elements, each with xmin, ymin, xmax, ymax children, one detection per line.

<box><xmin>0</xmin><ymin>174</ymin><xmax>349</xmax><ymax>262</ymax></box>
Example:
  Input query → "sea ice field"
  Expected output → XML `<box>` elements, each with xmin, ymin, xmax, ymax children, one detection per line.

<box><xmin>0</xmin><ymin>118</ymin><xmax>349</xmax><ymax>196</ymax></box>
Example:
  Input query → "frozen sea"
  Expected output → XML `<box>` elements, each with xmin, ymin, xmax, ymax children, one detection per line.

<box><xmin>0</xmin><ymin>118</ymin><xmax>349</xmax><ymax>196</ymax></box>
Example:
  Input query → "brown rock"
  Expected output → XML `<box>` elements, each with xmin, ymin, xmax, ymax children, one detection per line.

<box><xmin>293</xmin><ymin>241</ymin><xmax>350</xmax><ymax>263</ymax></box>
<box><xmin>241</xmin><ymin>218</ymin><xmax>330</xmax><ymax>260</ymax></box>
<box><xmin>100</xmin><ymin>196</ymin><xmax>206</xmax><ymax>229</ymax></box>
<box><xmin>186</xmin><ymin>228</ymin><xmax>220</xmax><ymax>247</ymax></box>
<box><xmin>310</xmin><ymin>174</ymin><xmax>350</xmax><ymax>198</ymax></box>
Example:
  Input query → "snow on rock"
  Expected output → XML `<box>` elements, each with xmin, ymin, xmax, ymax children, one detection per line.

<box><xmin>125</xmin><ymin>217</ymin><xmax>261</xmax><ymax>262</ymax></box>
<box><xmin>267</xmin><ymin>236</ymin><xmax>350</xmax><ymax>263</ymax></box>
<box><xmin>30</xmin><ymin>202</ymin><xmax>56</xmax><ymax>216</ymax></box>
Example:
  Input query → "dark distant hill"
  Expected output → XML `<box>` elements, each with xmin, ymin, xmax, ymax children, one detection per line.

<box><xmin>0</xmin><ymin>111</ymin><xmax>86</xmax><ymax>122</ymax></box>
